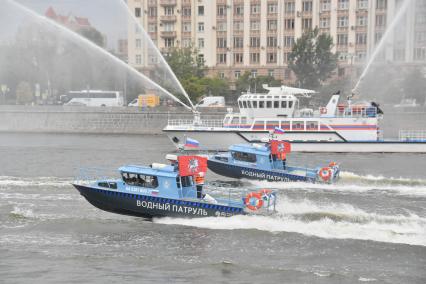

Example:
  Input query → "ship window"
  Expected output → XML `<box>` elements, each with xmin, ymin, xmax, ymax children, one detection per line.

<box><xmin>292</xmin><ymin>121</ymin><xmax>304</xmax><ymax>130</ymax></box>
<box><xmin>281</xmin><ymin>121</ymin><xmax>290</xmax><ymax>130</ymax></box>
<box><xmin>122</xmin><ymin>173</ymin><xmax>158</xmax><ymax>188</ymax></box>
<box><xmin>259</xmin><ymin>101</ymin><xmax>264</xmax><ymax>108</ymax></box>
<box><xmin>267</xmin><ymin>121</ymin><xmax>279</xmax><ymax>129</ymax></box>
<box><xmin>232</xmin><ymin>151</ymin><xmax>257</xmax><ymax>163</ymax></box>
<box><xmin>238</xmin><ymin>101</ymin><xmax>242</xmax><ymax>108</ymax></box>
<box><xmin>176</xmin><ymin>177</ymin><xmax>181</xmax><ymax>188</ymax></box>
<box><xmin>289</xmin><ymin>101</ymin><xmax>293</xmax><ymax>108</ymax></box>
<box><xmin>253</xmin><ymin>101</ymin><xmax>258</xmax><ymax>108</ymax></box>
<box><xmin>267</xmin><ymin>96</ymin><xmax>272</xmax><ymax>98</ymax></box>
<box><xmin>274</xmin><ymin>101</ymin><xmax>279</xmax><ymax>108</ymax></box>
<box><xmin>231</xmin><ymin>117</ymin><xmax>239</xmax><ymax>125</ymax></box>
<box><xmin>181</xmin><ymin>176</ymin><xmax>193</xmax><ymax>187</ymax></box>
<box><xmin>240</xmin><ymin>117</ymin><xmax>247</xmax><ymax>124</ymax></box>
<box><xmin>307</xmin><ymin>121</ymin><xmax>318</xmax><ymax>130</ymax></box>
<box><xmin>281</xmin><ymin>101</ymin><xmax>287</xmax><ymax>108</ymax></box>
<box><xmin>266</xmin><ymin>101</ymin><xmax>272</xmax><ymax>108</ymax></box>
<box><xmin>243</xmin><ymin>100</ymin><xmax>248</xmax><ymax>108</ymax></box>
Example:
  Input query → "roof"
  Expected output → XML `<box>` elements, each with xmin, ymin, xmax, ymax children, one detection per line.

<box><xmin>229</xmin><ymin>144</ymin><xmax>270</xmax><ymax>156</ymax></box>
<box><xmin>45</xmin><ymin>7</ymin><xmax>57</xmax><ymax>19</ymax></box>
<box><xmin>263</xmin><ymin>85</ymin><xmax>316</xmax><ymax>96</ymax></box>
<box><xmin>119</xmin><ymin>165</ymin><xmax>177</xmax><ymax>178</ymax></box>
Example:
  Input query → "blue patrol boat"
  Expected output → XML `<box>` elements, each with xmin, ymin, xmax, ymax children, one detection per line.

<box><xmin>72</xmin><ymin>155</ymin><xmax>276</xmax><ymax>218</ymax></box>
<box><xmin>208</xmin><ymin>140</ymin><xmax>340</xmax><ymax>183</ymax></box>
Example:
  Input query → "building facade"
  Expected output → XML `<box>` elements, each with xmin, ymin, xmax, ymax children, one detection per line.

<box><xmin>127</xmin><ymin>0</ymin><xmax>426</xmax><ymax>85</ymax></box>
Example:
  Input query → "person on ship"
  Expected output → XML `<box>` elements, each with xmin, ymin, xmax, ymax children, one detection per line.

<box><xmin>195</xmin><ymin>172</ymin><xmax>205</xmax><ymax>199</ymax></box>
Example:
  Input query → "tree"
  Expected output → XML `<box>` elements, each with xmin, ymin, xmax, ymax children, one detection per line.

<box><xmin>288</xmin><ymin>28</ymin><xmax>337</xmax><ymax>89</ymax></box>
<box><xmin>77</xmin><ymin>28</ymin><xmax>105</xmax><ymax>47</ymax></box>
<box><xmin>235</xmin><ymin>72</ymin><xmax>282</xmax><ymax>95</ymax></box>
<box><xmin>165</xmin><ymin>47</ymin><xmax>205</xmax><ymax>81</ymax></box>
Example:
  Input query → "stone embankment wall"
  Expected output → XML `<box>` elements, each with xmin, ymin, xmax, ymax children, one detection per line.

<box><xmin>0</xmin><ymin>105</ymin><xmax>225</xmax><ymax>134</ymax></box>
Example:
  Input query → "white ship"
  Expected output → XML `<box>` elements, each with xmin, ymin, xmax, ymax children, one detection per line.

<box><xmin>163</xmin><ymin>85</ymin><xmax>426</xmax><ymax>153</ymax></box>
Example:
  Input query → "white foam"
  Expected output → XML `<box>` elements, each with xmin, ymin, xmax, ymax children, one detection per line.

<box><xmin>155</xmin><ymin>198</ymin><xmax>426</xmax><ymax>246</ymax></box>
<box><xmin>0</xmin><ymin>176</ymin><xmax>72</xmax><ymax>188</ymax></box>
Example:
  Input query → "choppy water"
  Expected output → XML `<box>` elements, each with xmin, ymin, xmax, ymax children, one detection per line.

<box><xmin>0</xmin><ymin>133</ymin><xmax>425</xmax><ymax>283</ymax></box>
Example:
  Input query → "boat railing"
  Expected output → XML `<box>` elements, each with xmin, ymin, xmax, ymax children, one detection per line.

<box><xmin>399</xmin><ymin>130</ymin><xmax>426</xmax><ymax>142</ymax></box>
<box><xmin>335</xmin><ymin>106</ymin><xmax>377</xmax><ymax>118</ymax></box>
<box><xmin>167</xmin><ymin>118</ymin><xmax>224</xmax><ymax>127</ymax></box>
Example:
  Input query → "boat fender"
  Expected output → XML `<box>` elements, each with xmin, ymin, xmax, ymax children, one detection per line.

<box><xmin>318</xmin><ymin>167</ymin><xmax>332</xmax><ymax>182</ymax></box>
<box><xmin>244</xmin><ymin>192</ymin><xmax>264</xmax><ymax>211</ymax></box>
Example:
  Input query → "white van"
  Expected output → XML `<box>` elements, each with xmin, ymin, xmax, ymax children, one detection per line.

<box><xmin>196</xmin><ymin>96</ymin><xmax>225</xmax><ymax>108</ymax></box>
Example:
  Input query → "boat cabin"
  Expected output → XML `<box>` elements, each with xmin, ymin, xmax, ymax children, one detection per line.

<box><xmin>118</xmin><ymin>163</ymin><xmax>198</xmax><ymax>199</ymax></box>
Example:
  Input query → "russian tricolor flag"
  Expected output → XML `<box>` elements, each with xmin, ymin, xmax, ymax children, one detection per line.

<box><xmin>184</xmin><ymin>137</ymin><xmax>200</xmax><ymax>148</ymax></box>
<box><xmin>274</xmin><ymin>127</ymin><xmax>285</xmax><ymax>134</ymax></box>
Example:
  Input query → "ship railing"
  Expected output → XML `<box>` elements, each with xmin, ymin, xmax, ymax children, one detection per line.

<box><xmin>167</xmin><ymin>118</ymin><xmax>224</xmax><ymax>127</ymax></box>
<box><xmin>335</xmin><ymin>106</ymin><xmax>377</xmax><ymax>118</ymax></box>
<box><xmin>399</xmin><ymin>130</ymin><xmax>426</xmax><ymax>142</ymax></box>
<box><xmin>74</xmin><ymin>167</ymin><xmax>118</xmax><ymax>186</ymax></box>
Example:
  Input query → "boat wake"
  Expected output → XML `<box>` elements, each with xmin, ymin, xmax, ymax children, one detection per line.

<box><xmin>245</xmin><ymin>171</ymin><xmax>426</xmax><ymax>197</ymax></box>
<box><xmin>155</xmin><ymin>198</ymin><xmax>426</xmax><ymax>246</ymax></box>
<box><xmin>0</xmin><ymin>176</ymin><xmax>72</xmax><ymax>188</ymax></box>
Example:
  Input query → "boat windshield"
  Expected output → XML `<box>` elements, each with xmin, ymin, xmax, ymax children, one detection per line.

<box><xmin>122</xmin><ymin>172</ymin><xmax>158</xmax><ymax>188</ymax></box>
<box><xmin>232</xmin><ymin>151</ymin><xmax>257</xmax><ymax>163</ymax></box>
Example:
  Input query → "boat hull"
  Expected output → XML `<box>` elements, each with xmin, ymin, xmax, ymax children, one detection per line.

<box><xmin>207</xmin><ymin>159</ymin><xmax>315</xmax><ymax>183</ymax></box>
<box><xmin>73</xmin><ymin>184</ymin><xmax>244</xmax><ymax>218</ymax></box>
<box><xmin>164</xmin><ymin>129</ymin><xmax>426</xmax><ymax>153</ymax></box>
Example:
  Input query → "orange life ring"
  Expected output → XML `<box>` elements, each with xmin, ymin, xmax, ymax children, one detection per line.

<box><xmin>244</xmin><ymin>192</ymin><xmax>264</xmax><ymax>211</ymax></box>
<box><xmin>320</xmin><ymin>107</ymin><xmax>327</xmax><ymax>114</ymax></box>
<box><xmin>319</xmin><ymin>167</ymin><xmax>332</xmax><ymax>182</ymax></box>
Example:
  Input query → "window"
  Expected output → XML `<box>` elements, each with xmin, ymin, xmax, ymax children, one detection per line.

<box><xmin>285</xmin><ymin>1</ymin><xmax>295</xmax><ymax>13</ymax></box>
<box><xmin>198</xmin><ymin>22</ymin><xmax>204</xmax><ymax>32</ymax></box>
<box><xmin>233</xmin><ymin>37</ymin><xmax>244</xmax><ymax>48</ymax></box>
<box><xmin>267</xmin><ymin>53</ymin><xmax>277</xmax><ymax>63</ymax></box>
<box><xmin>217</xmin><ymin>53</ymin><xmax>227</xmax><ymax>64</ymax></box>
<box><xmin>281</xmin><ymin>100</ymin><xmax>288</xmax><ymax>108</ymax></box>
<box><xmin>267</xmin><ymin>37</ymin><xmax>277</xmax><ymax>47</ymax></box>
<box><xmin>251</xmin><ymin>70</ymin><xmax>257</xmax><ymax>78</ymax></box>
<box><xmin>163</xmin><ymin>22</ymin><xmax>174</xmax><ymax>32</ymax></box>
<box><xmin>234</xmin><ymin>21</ymin><xmax>243</xmax><ymax>31</ymax></box>
<box><xmin>303</xmin><ymin>1</ymin><xmax>313</xmax><ymax>12</ymax></box>
<box><xmin>217</xmin><ymin>22</ymin><xmax>227</xmax><ymax>31</ymax></box>
<box><xmin>375</xmin><ymin>32</ymin><xmax>383</xmax><ymax>44</ymax></box>
<box><xmin>268</xmin><ymin>3</ymin><xmax>278</xmax><ymax>14</ymax></box>
<box><xmin>234</xmin><ymin>53</ymin><xmax>243</xmax><ymax>63</ymax></box>
<box><xmin>217</xmin><ymin>38</ymin><xmax>227</xmax><ymax>48</ymax></box>
<box><xmin>135</xmin><ymin>7</ymin><xmax>141</xmax><ymax>17</ymax></box>
<box><xmin>267</xmin><ymin>101</ymin><xmax>272</xmax><ymax>108</ymax></box>
<box><xmin>164</xmin><ymin>6</ymin><xmax>174</xmax><ymax>15</ymax></box>
<box><xmin>303</xmin><ymin>18</ymin><xmax>312</xmax><ymax>29</ymax></box>
<box><xmin>251</xmin><ymin>20</ymin><xmax>260</xmax><ymax>31</ymax></box>
<box><xmin>182</xmin><ymin>38</ymin><xmax>191</xmax><ymax>47</ymax></box>
<box><xmin>234</xmin><ymin>71</ymin><xmax>241</xmax><ymax>78</ymax></box>
<box><xmin>268</xmin><ymin>69</ymin><xmax>275</xmax><ymax>77</ymax></box>
<box><xmin>355</xmin><ymin>51</ymin><xmax>366</xmax><ymax>62</ymax></box>
<box><xmin>148</xmin><ymin>7</ymin><xmax>157</xmax><ymax>17</ymax></box>
<box><xmin>198</xmin><ymin>38</ymin><xmax>204</xmax><ymax>48</ymax></box>
<box><xmin>337</xmin><ymin>34</ymin><xmax>348</xmax><ymax>45</ymax></box>
<box><xmin>356</xmin><ymin>33</ymin><xmax>367</xmax><ymax>44</ymax></box>
<box><xmin>320</xmin><ymin>18</ymin><xmax>330</xmax><ymax>28</ymax></box>
<box><xmin>198</xmin><ymin>6</ymin><xmax>204</xmax><ymax>16</ymax></box>
<box><xmin>252</xmin><ymin>101</ymin><xmax>258</xmax><ymax>108</ymax></box>
<box><xmin>219</xmin><ymin>72</ymin><xmax>225</xmax><ymax>79</ymax></box>
<box><xmin>135</xmin><ymin>39</ymin><xmax>141</xmax><ymax>49</ymax></box>
<box><xmin>234</xmin><ymin>5</ymin><xmax>244</xmax><ymax>15</ymax></box>
<box><xmin>376</xmin><ymin>0</ymin><xmax>387</xmax><ymax>9</ymax></box>
<box><xmin>122</xmin><ymin>173</ymin><xmax>158</xmax><ymax>188</ymax></box>
<box><xmin>338</xmin><ymin>16</ymin><xmax>349</xmax><ymax>27</ymax></box>
<box><xmin>376</xmin><ymin>15</ymin><xmax>386</xmax><ymax>27</ymax></box>
<box><xmin>414</xmin><ymin>48</ymin><xmax>426</xmax><ymax>61</ymax></box>
<box><xmin>338</xmin><ymin>0</ymin><xmax>349</xmax><ymax>10</ymax></box>
<box><xmin>164</xmin><ymin>38</ymin><xmax>174</xmax><ymax>47</ymax></box>
<box><xmin>182</xmin><ymin>7</ymin><xmax>191</xmax><ymax>16</ymax></box>
<box><xmin>357</xmin><ymin>0</ymin><xmax>368</xmax><ymax>9</ymax></box>
<box><xmin>267</xmin><ymin>20</ymin><xmax>277</xmax><ymax>31</ymax></box>
<box><xmin>250</xmin><ymin>53</ymin><xmax>260</xmax><ymax>64</ymax></box>
<box><xmin>259</xmin><ymin>101</ymin><xmax>264</xmax><ymax>108</ymax></box>
<box><xmin>285</xmin><ymin>19</ymin><xmax>295</xmax><ymax>30</ymax></box>
<box><xmin>135</xmin><ymin>54</ymin><xmax>142</xmax><ymax>65</ymax></box>
<box><xmin>217</xmin><ymin>5</ymin><xmax>226</xmax><ymax>16</ymax></box>
<box><xmin>148</xmin><ymin>24</ymin><xmax>156</xmax><ymax>32</ymax></box>
<box><xmin>357</xmin><ymin>16</ymin><xmax>367</xmax><ymax>26</ymax></box>
<box><xmin>321</xmin><ymin>0</ymin><xmax>331</xmax><ymax>11</ymax></box>
<box><xmin>183</xmin><ymin>22</ymin><xmax>191</xmax><ymax>32</ymax></box>
<box><xmin>251</xmin><ymin>4</ymin><xmax>260</xmax><ymax>14</ymax></box>
<box><xmin>250</xmin><ymin>37</ymin><xmax>260</xmax><ymax>47</ymax></box>
<box><xmin>284</xmin><ymin>36</ymin><xmax>294</xmax><ymax>47</ymax></box>
<box><xmin>232</xmin><ymin>151</ymin><xmax>256</xmax><ymax>163</ymax></box>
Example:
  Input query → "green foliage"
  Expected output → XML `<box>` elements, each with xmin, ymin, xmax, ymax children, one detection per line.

<box><xmin>15</xmin><ymin>81</ymin><xmax>33</xmax><ymax>104</ymax></box>
<box><xmin>235</xmin><ymin>72</ymin><xmax>282</xmax><ymax>94</ymax></box>
<box><xmin>77</xmin><ymin>28</ymin><xmax>105</xmax><ymax>47</ymax></box>
<box><xmin>288</xmin><ymin>28</ymin><xmax>337</xmax><ymax>89</ymax></box>
<box><xmin>165</xmin><ymin>47</ymin><xmax>205</xmax><ymax>81</ymax></box>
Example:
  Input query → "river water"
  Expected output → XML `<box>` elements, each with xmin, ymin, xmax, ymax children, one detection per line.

<box><xmin>0</xmin><ymin>133</ymin><xmax>425</xmax><ymax>283</ymax></box>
